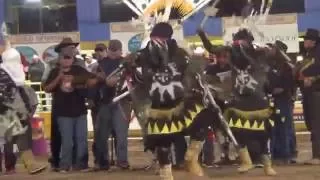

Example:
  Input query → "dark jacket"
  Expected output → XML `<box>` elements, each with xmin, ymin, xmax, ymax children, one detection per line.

<box><xmin>94</xmin><ymin>57</ymin><xmax>122</xmax><ymax>104</ymax></box>
<box><xmin>268</xmin><ymin>58</ymin><xmax>295</xmax><ymax>100</ymax></box>
<box><xmin>298</xmin><ymin>44</ymin><xmax>320</xmax><ymax>91</ymax></box>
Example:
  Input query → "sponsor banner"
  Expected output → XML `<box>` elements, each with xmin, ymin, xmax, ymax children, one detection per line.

<box><xmin>9</xmin><ymin>32</ymin><xmax>80</xmax><ymax>44</ymax></box>
<box><xmin>222</xmin><ymin>14</ymin><xmax>299</xmax><ymax>53</ymax></box>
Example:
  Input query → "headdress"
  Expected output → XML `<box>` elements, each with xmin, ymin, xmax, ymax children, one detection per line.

<box><xmin>126</xmin><ymin>0</ymin><xmax>212</xmax><ymax>48</ymax></box>
<box><xmin>0</xmin><ymin>23</ymin><xmax>25</xmax><ymax>86</ymax></box>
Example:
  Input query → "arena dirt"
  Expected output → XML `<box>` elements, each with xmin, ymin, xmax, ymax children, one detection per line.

<box><xmin>2</xmin><ymin>134</ymin><xmax>319</xmax><ymax>180</ymax></box>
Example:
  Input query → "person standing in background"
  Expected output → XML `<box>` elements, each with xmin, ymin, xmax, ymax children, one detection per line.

<box><xmin>0</xmin><ymin>142</ymin><xmax>17</xmax><ymax>175</ymax></box>
<box><xmin>267</xmin><ymin>41</ymin><xmax>297</xmax><ymax>164</ymax></box>
<box><xmin>29</xmin><ymin>55</ymin><xmax>45</xmax><ymax>84</ymax></box>
<box><xmin>296</xmin><ymin>29</ymin><xmax>320</xmax><ymax>165</ymax></box>
<box><xmin>94</xmin><ymin>40</ymin><xmax>130</xmax><ymax>170</ymax></box>
<box><xmin>43</xmin><ymin>47</ymin><xmax>97</xmax><ymax>172</ymax></box>
<box><xmin>84</xmin><ymin>55</ymin><xmax>97</xmax><ymax>73</ymax></box>
<box><xmin>87</xmin><ymin>43</ymin><xmax>108</xmax><ymax>165</ymax></box>
<box><xmin>44</xmin><ymin>37</ymin><xmax>83</xmax><ymax>171</ymax></box>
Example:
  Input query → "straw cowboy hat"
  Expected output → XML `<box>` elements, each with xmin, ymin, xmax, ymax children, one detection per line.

<box><xmin>54</xmin><ymin>37</ymin><xmax>79</xmax><ymax>53</ymax></box>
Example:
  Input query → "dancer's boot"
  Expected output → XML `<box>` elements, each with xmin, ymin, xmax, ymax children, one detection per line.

<box><xmin>261</xmin><ymin>155</ymin><xmax>277</xmax><ymax>176</ymax></box>
<box><xmin>159</xmin><ymin>164</ymin><xmax>174</xmax><ymax>180</ymax></box>
<box><xmin>237</xmin><ymin>147</ymin><xmax>254</xmax><ymax>173</ymax></box>
<box><xmin>21</xmin><ymin>150</ymin><xmax>47</xmax><ymax>174</ymax></box>
<box><xmin>185</xmin><ymin>140</ymin><xmax>204</xmax><ymax>176</ymax></box>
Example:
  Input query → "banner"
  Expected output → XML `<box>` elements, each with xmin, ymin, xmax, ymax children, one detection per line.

<box><xmin>222</xmin><ymin>14</ymin><xmax>299</xmax><ymax>53</ymax></box>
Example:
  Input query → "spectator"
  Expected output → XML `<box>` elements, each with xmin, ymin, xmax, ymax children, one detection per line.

<box><xmin>20</xmin><ymin>53</ymin><xmax>29</xmax><ymax>79</ymax></box>
<box><xmin>29</xmin><ymin>55</ymin><xmax>45</xmax><ymax>84</ymax></box>
<box><xmin>29</xmin><ymin>55</ymin><xmax>46</xmax><ymax>109</ymax></box>
<box><xmin>84</xmin><ymin>55</ymin><xmax>97</xmax><ymax>73</ymax></box>
<box><xmin>267</xmin><ymin>40</ymin><xmax>297</xmax><ymax>164</ymax></box>
<box><xmin>94</xmin><ymin>40</ymin><xmax>130</xmax><ymax>170</ymax></box>
<box><xmin>43</xmin><ymin>47</ymin><xmax>96</xmax><ymax>172</ymax></box>
<box><xmin>296</xmin><ymin>29</ymin><xmax>320</xmax><ymax>165</ymax></box>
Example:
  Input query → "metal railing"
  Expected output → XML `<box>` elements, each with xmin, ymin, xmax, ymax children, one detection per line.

<box><xmin>24</xmin><ymin>81</ymin><xmax>52</xmax><ymax>112</ymax></box>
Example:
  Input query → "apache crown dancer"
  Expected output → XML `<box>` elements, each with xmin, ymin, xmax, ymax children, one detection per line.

<box><xmin>123</xmin><ymin>22</ymin><xmax>228</xmax><ymax>180</ymax></box>
<box><xmin>0</xmin><ymin>29</ymin><xmax>48</xmax><ymax>174</ymax></box>
<box><xmin>198</xmin><ymin>27</ymin><xmax>278</xmax><ymax>176</ymax></box>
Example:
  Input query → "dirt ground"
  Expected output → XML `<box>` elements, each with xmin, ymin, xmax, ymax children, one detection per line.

<box><xmin>1</xmin><ymin>134</ymin><xmax>320</xmax><ymax>180</ymax></box>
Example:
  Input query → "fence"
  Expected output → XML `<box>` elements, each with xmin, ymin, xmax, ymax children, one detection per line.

<box><xmin>25</xmin><ymin>81</ymin><xmax>52</xmax><ymax>112</ymax></box>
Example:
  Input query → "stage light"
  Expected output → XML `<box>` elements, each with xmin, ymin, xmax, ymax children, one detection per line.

<box><xmin>25</xmin><ymin>0</ymin><xmax>41</xmax><ymax>3</ymax></box>
<box><xmin>296</xmin><ymin>55</ymin><xmax>303</xmax><ymax>62</ymax></box>
<box><xmin>194</xmin><ymin>46</ymin><xmax>205</xmax><ymax>55</ymax></box>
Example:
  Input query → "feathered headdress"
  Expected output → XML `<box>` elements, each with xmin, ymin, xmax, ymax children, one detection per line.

<box><xmin>126</xmin><ymin>0</ymin><xmax>211</xmax><ymax>40</ymax></box>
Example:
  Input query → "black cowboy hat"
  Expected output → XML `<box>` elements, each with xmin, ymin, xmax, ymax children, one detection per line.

<box><xmin>54</xmin><ymin>37</ymin><xmax>79</xmax><ymax>53</ymax></box>
<box><xmin>302</xmin><ymin>28</ymin><xmax>320</xmax><ymax>42</ymax></box>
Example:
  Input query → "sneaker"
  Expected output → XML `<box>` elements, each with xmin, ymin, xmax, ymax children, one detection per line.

<box><xmin>59</xmin><ymin>168</ymin><xmax>71</xmax><ymax>173</ymax></box>
<box><xmin>72</xmin><ymin>166</ymin><xmax>90</xmax><ymax>172</ymax></box>
<box><xmin>80</xmin><ymin>168</ymin><xmax>91</xmax><ymax>172</ymax></box>
<box><xmin>4</xmin><ymin>169</ymin><xmax>16</xmax><ymax>175</ymax></box>
<box><xmin>117</xmin><ymin>162</ymin><xmax>130</xmax><ymax>170</ymax></box>
<box><xmin>92</xmin><ymin>164</ymin><xmax>110</xmax><ymax>172</ymax></box>
<box><xmin>202</xmin><ymin>163</ymin><xmax>214</xmax><ymax>168</ymax></box>
<box><xmin>172</xmin><ymin>163</ymin><xmax>185</xmax><ymax>170</ymax></box>
<box><xmin>254</xmin><ymin>164</ymin><xmax>264</xmax><ymax>168</ymax></box>
<box><xmin>290</xmin><ymin>159</ymin><xmax>297</xmax><ymax>164</ymax></box>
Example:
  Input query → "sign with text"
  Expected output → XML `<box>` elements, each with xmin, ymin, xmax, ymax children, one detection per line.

<box><xmin>222</xmin><ymin>14</ymin><xmax>299</xmax><ymax>53</ymax></box>
<box><xmin>8</xmin><ymin>32</ymin><xmax>80</xmax><ymax>44</ymax></box>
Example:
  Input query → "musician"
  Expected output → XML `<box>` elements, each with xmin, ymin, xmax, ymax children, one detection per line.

<box><xmin>44</xmin><ymin>37</ymin><xmax>86</xmax><ymax>170</ymax></box>
<box><xmin>94</xmin><ymin>40</ymin><xmax>130</xmax><ymax>170</ymax></box>
<box><xmin>198</xmin><ymin>27</ymin><xmax>277</xmax><ymax>176</ymax></box>
<box><xmin>267</xmin><ymin>41</ymin><xmax>297</xmax><ymax>164</ymax></box>
<box><xmin>43</xmin><ymin>47</ymin><xmax>97</xmax><ymax>172</ymax></box>
<box><xmin>296</xmin><ymin>29</ymin><xmax>320</xmax><ymax>165</ymax></box>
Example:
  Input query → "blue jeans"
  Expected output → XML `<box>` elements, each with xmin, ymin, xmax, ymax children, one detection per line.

<box><xmin>271</xmin><ymin>98</ymin><xmax>296</xmax><ymax>160</ymax></box>
<box><xmin>57</xmin><ymin>115</ymin><xmax>88</xmax><ymax>170</ymax></box>
<box><xmin>94</xmin><ymin>103</ymin><xmax>129</xmax><ymax>167</ymax></box>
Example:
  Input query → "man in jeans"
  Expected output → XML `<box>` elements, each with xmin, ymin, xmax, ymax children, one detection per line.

<box><xmin>94</xmin><ymin>40</ymin><xmax>129</xmax><ymax>170</ymax></box>
<box><xmin>268</xmin><ymin>41</ymin><xmax>297</xmax><ymax>164</ymax></box>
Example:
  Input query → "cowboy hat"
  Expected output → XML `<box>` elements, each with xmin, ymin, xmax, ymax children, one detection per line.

<box><xmin>302</xmin><ymin>28</ymin><xmax>320</xmax><ymax>42</ymax></box>
<box><xmin>54</xmin><ymin>37</ymin><xmax>79</xmax><ymax>53</ymax></box>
